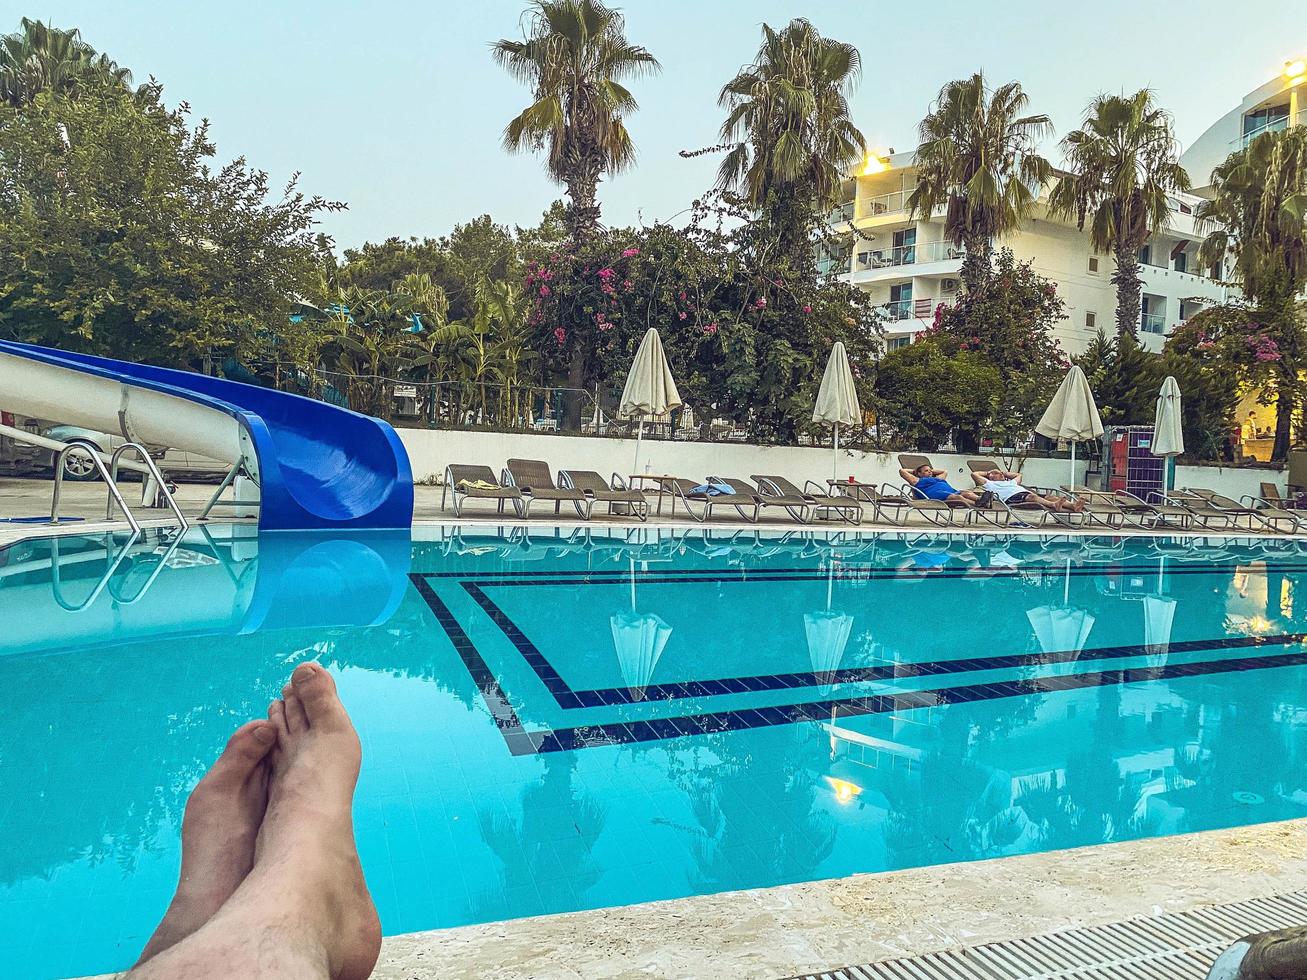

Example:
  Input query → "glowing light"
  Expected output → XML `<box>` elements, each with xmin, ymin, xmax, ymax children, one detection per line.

<box><xmin>860</xmin><ymin>150</ymin><xmax>889</xmax><ymax>176</ymax></box>
<box><xmin>824</xmin><ymin>776</ymin><xmax>863</xmax><ymax>804</ymax></box>
<box><xmin>1247</xmin><ymin>615</ymin><xmax>1274</xmax><ymax>635</ymax></box>
<box><xmin>1285</xmin><ymin>59</ymin><xmax>1306</xmax><ymax>80</ymax></box>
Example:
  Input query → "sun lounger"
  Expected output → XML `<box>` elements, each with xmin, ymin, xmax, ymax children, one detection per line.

<box><xmin>751</xmin><ymin>474</ymin><xmax>863</xmax><ymax>525</ymax></box>
<box><xmin>666</xmin><ymin>478</ymin><xmax>761</xmax><ymax>523</ymax></box>
<box><xmin>711</xmin><ymin>477</ymin><xmax>813</xmax><ymax>524</ymax></box>
<box><xmin>1179</xmin><ymin>487</ymin><xmax>1301</xmax><ymax>533</ymax></box>
<box><xmin>501</xmin><ymin>458</ymin><xmax>594</xmax><ymax>520</ymax></box>
<box><xmin>1155</xmin><ymin>488</ymin><xmax>1267</xmax><ymax>532</ymax></box>
<box><xmin>442</xmin><ymin>464</ymin><xmax>523</xmax><ymax>517</ymax></box>
<box><xmin>558</xmin><ymin>469</ymin><xmax>650</xmax><ymax>522</ymax></box>
<box><xmin>1060</xmin><ymin>486</ymin><xmax>1193</xmax><ymax>530</ymax></box>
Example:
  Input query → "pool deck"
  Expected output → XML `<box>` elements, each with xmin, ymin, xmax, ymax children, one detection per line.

<box><xmin>1</xmin><ymin>477</ymin><xmax>1301</xmax><ymax>547</ymax></box>
<box><xmin>369</xmin><ymin>819</ymin><xmax>1307</xmax><ymax>979</ymax></box>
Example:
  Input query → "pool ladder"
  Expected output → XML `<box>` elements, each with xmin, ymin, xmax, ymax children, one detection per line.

<box><xmin>48</xmin><ymin>439</ymin><xmax>189</xmax><ymax>534</ymax></box>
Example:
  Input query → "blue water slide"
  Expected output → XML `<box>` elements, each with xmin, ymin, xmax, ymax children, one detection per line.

<box><xmin>0</xmin><ymin>340</ymin><xmax>413</xmax><ymax>531</ymax></box>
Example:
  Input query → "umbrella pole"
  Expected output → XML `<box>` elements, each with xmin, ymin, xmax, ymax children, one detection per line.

<box><xmin>1070</xmin><ymin>440</ymin><xmax>1076</xmax><ymax>491</ymax></box>
<box><xmin>833</xmin><ymin>423</ymin><xmax>839</xmax><ymax>483</ymax></box>
<box><xmin>630</xmin><ymin>556</ymin><xmax>636</xmax><ymax>611</ymax></box>
<box><xmin>827</xmin><ymin>559</ymin><xmax>834</xmax><ymax>611</ymax></box>
<box><xmin>1064</xmin><ymin>557</ymin><xmax>1071</xmax><ymax>606</ymax></box>
<box><xmin>633</xmin><ymin>419</ymin><xmax>644</xmax><ymax>475</ymax></box>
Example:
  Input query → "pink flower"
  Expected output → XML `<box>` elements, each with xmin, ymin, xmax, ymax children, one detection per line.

<box><xmin>679</xmin><ymin>311</ymin><xmax>688</xmax><ymax>320</ymax></box>
<box><xmin>802</xmin><ymin>305</ymin><xmax>812</xmax><ymax>314</ymax></box>
<box><xmin>678</xmin><ymin>291</ymin><xmax>687</xmax><ymax>301</ymax></box>
<box><xmin>553</xmin><ymin>327</ymin><xmax>566</xmax><ymax>345</ymax></box>
<box><xmin>622</xmin><ymin>247</ymin><xmax>640</xmax><ymax>257</ymax></box>
<box><xmin>702</xmin><ymin>321</ymin><xmax>719</xmax><ymax>335</ymax></box>
<box><xmin>597</xmin><ymin>267</ymin><xmax>615</xmax><ymax>280</ymax></box>
<box><xmin>538</xmin><ymin>285</ymin><xmax>551</xmax><ymax>297</ymax></box>
<box><xmin>595</xmin><ymin>312</ymin><xmax>606</xmax><ymax>323</ymax></box>
<box><xmin>754</xmin><ymin>297</ymin><xmax>767</xmax><ymax>309</ymax></box>
<box><xmin>622</xmin><ymin>279</ymin><xmax>633</xmax><ymax>291</ymax></box>
<box><xmin>598</xmin><ymin>322</ymin><xmax>613</xmax><ymax>332</ymax></box>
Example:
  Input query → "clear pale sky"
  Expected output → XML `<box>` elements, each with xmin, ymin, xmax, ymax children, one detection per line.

<box><xmin>8</xmin><ymin>0</ymin><xmax>1302</xmax><ymax>249</ymax></box>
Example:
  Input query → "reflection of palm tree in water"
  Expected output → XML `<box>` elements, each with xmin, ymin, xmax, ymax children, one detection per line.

<box><xmin>471</xmin><ymin>753</ymin><xmax>605</xmax><ymax>918</ymax></box>
<box><xmin>0</xmin><ymin>599</ymin><xmax>457</xmax><ymax>890</ymax></box>
<box><xmin>663</xmin><ymin>727</ymin><xmax>836</xmax><ymax>891</ymax></box>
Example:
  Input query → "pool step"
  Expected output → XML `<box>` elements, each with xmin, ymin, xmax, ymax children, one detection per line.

<box><xmin>783</xmin><ymin>889</ymin><xmax>1307</xmax><ymax>979</ymax></box>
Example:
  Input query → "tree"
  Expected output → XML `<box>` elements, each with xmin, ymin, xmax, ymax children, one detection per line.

<box><xmin>715</xmin><ymin>18</ymin><xmax>865</xmax><ymax>263</ymax></box>
<box><xmin>0</xmin><ymin>81</ymin><xmax>340</xmax><ymax>370</ymax></box>
<box><xmin>1050</xmin><ymin>90</ymin><xmax>1191</xmax><ymax>338</ymax></box>
<box><xmin>872</xmin><ymin>339</ymin><xmax>1000</xmax><ymax>451</ymax></box>
<box><xmin>922</xmin><ymin>248</ymin><xmax>1069</xmax><ymax>449</ymax></box>
<box><xmin>0</xmin><ymin>17</ymin><xmax>138</xmax><ymax>107</ymax></box>
<box><xmin>493</xmin><ymin>0</ymin><xmax>658</xmax><ymax>244</ymax></box>
<box><xmin>908</xmin><ymin>72</ymin><xmax>1052</xmax><ymax>293</ymax></box>
<box><xmin>1197</xmin><ymin>127</ymin><xmax>1307</xmax><ymax>460</ymax></box>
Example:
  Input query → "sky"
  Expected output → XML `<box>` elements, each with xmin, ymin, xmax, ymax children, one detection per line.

<box><xmin>7</xmin><ymin>0</ymin><xmax>1303</xmax><ymax>250</ymax></box>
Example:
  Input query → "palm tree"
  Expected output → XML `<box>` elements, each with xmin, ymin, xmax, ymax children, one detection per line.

<box><xmin>493</xmin><ymin>0</ymin><xmax>659</xmax><ymax>243</ymax></box>
<box><xmin>908</xmin><ymin>73</ymin><xmax>1052</xmax><ymax>293</ymax></box>
<box><xmin>715</xmin><ymin>18</ymin><xmax>865</xmax><ymax>257</ymax></box>
<box><xmin>0</xmin><ymin>17</ymin><xmax>135</xmax><ymax>107</ymax></box>
<box><xmin>1197</xmin><ymin>126</ymin><xmax>1307</xmax><ymax>460</ymax></box>
<box><xmin>1050</xmin><ymin>91</ymin><xmax>1191</xmax><ymax>338</ymax></box>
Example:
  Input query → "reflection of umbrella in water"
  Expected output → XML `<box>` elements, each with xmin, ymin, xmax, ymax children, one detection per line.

<box><xmin>1026</xmin><ymin>561</ymin><xmax>1095</xmax><ymax>675</ymax></box>
<box><xmin>805</xmin><ymin>558</ymin><xmax>854</xmax><ymax>696</ymax></box>
<box><xmin>1141</xmin><ymin>595</ymin><xmax>1176</xmax><ymax>668</ymax></box>
<box><xmin>610</xmin><ymin>557</ymin><xmax>672</xmax><ymax>701</ymax></box>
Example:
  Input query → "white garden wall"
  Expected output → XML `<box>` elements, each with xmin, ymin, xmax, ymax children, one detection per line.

<box><xmin>397</xmin><ymin>428</ymin><xmax>1089</xmax><ymax>494</ymax></box>
<box><xmin>1174</xmin><ymin>463</ymin><xmax>1286</xmax><ymax>502</ymax></box>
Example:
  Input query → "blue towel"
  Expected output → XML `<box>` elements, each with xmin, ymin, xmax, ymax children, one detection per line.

<box><xmin>688</xmin><ymin>482</ymin><xmax>735</xmax><ymax>497</ymax></box>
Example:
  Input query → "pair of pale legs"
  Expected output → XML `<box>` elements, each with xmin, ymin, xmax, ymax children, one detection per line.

<box><xmin>124</xmin><ymin>664</ymin><xmax>381</xmax><ymax>980</ymax></box>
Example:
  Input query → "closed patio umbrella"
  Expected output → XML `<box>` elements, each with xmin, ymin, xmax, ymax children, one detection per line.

<box><xmin>1152</xmin><ymin>376</ymin><xmax>1184</xmax><ymax>493</ymax></box>
<box><xmin>1036</xmin><ymin>365</ymin><xmax>1104</xmax><ymax>488</ymax></box>
<box><xmin>813</xmin><ymin>342</ymin><xmax>862</xmax><ymax>482</ymax></box>
<box><xmin>611</xmin><ymin>611</ymin><xmax>672</xmax><ymax>702</ymax></box>
<box><xmin>619</xmin><ymin>328</ymin><xmax>682</xmax><ymax>475</ymax></box>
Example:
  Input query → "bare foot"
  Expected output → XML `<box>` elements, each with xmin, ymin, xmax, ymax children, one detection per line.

<box><xmin>134</xmin><ymin>720</ymin><xmax>276</xmax><ymax>965</ymax></box>
<box><xmin>256</xmin><ymin>663</ymin><xmax>380</xmax><ymax>980</ymax></box>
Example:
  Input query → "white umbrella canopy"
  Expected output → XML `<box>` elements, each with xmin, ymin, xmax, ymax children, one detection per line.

<box><xmin>804</xmin><ymin>610</ymin><xmax>854</xmax><ymax>696</ymax></box>
<box><xmin>1036</xmin><ymin>365</ymin><xmax>1104</xmax><ymax>488</ymax></box>
<box><xmin>813</xmin><ymin>342</ymin><xmax>862</xmax><ymax>482</ymax></box>
<box><xmin>619</xmin><ymin>328</ymin><xmax>683</xmax><ymax>475</ymax></box>
<box><xmin>611</xmin><ymin>611</ymin><xmax>672</xmax><ymax>702</ymax></box>
<box><xmin>1152</xmin><ymin>376</ymin><xmax>1184</xmax><ymax>492</ymax></box>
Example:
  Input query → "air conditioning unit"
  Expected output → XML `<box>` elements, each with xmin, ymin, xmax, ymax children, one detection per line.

<box><xmin>941</xmin><ymin>278</ymin><xmax>959</xmax><ymax>292</ymax></box>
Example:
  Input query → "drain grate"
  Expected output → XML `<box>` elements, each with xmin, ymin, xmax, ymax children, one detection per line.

<box><xmin>783</xmin><ymin>890</ymin><xmax>1307</xmax><ymax>979</ymax></box>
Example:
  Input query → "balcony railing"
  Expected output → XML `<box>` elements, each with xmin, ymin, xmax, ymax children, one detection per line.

<box><xmin>828</xmin><ymin>201</ymin><xmax>855</xmax><ymax>224</ymax></box>
<box><xmin>1237</xmin><ymin>114</ymin><xmax>1290</xmax><ymax>147</ymax></box>
<box><xmin>855</xmin><ymin>240</ymin><xmax>963</xmax><ymax>271</ymax></box>
<box><xmin>1140</xmin><ymin>312</ymin><xmax>1166</xmax><ymax>334</ymax></box>
<box><xmin>882</xmin><ymin>297</ymin><xmax>939</xmax><ymax>322</ymax></box>
<box><xmin>856</xmin><ymin>189</ymin><xmax>911</xmax><ymax>219</ymax></box>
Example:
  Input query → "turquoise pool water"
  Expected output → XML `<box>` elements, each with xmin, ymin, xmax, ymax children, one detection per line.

<box><xmin>3</xmin><ymin>526</ymin><xmax>1307</xmax><ymax>979</ymax></box>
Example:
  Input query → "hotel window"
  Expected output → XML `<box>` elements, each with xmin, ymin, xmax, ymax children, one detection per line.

<box><xmin>886</xmin><ymin>336</ymin><xmax>911</xmax><ymax>351</ymax></box>
<box><xmin>1137</xmin><ymin>244</ymin><xmax>1153</xmax><ymax>267</ymax></box>
<box><xmin>1085</xmin><ymin>311</ymin><xmax>1096</xmax><ymax>329</ymax></box>
<box><xmin>1087</xmin><ymin>256</ymin><xmax>1099</xmax><ymax>274</ymax></box>
<box><xmin>892</xmin><ymin>227</ymin><xmax>916</xmax><ymax>265</ymax></box>
<box><xmin>1173</xmin><ymin>251</ymin><xmax>1187</xmax><ymax>274</ymax></box>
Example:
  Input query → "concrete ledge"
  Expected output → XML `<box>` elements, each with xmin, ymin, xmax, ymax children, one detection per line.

<box><xmin>372</xmin><ymin>819</ymin><xmax>1307</xmax><ymax>980</ymax></box>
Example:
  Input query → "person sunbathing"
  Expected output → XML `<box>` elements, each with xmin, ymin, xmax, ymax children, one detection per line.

<box><xmin>126</xmin><ymin>663</ymin><xmax>382</xmax><ymax>980</ymax></box>
<box><xmin>972</xmin><ymin>468</ymin><xmax>1085</xmax><ymax>514</ymax></box>
<box><xmin>900</xmin><ymin>463</ymin><xmax>988</xmax><ymax>506</ymax></box>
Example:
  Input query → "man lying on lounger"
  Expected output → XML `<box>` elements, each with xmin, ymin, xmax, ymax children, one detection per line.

<box><xmin>971</xmin><ymin>467</ymin><xmax>1085</xmax><ymax>514</ymax></box>
<box><xmin>900</xmin><ymin>463</ymin><xmax>988</xmax><ymax>506</ymax></box>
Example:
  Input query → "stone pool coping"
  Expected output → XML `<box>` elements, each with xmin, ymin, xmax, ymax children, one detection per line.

<box><xmin>369</xmin><ymin>818</ymin><xmax>1307</xmax><ymax>979</ymax></box>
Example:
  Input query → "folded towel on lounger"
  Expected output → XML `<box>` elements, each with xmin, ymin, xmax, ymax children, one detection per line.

<box><xmin>688</xmin><ymin>482</ymin><xmax>735</xmax><ymax>497</ymax></box>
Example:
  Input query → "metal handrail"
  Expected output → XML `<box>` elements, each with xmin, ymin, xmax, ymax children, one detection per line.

<box><xmin>109</xmin><ymin>442</ymin><xmax>190</xmax><ymax>533</ymax></box>
<box><xmin>51</xmin><ymin>440</ymin><xmax>141</xmax><ymax>533</ymax></box>
<box><xmin>49</xmin><ymin>530</ymin><xmax>141</xmax><ymax>612</ymax></box>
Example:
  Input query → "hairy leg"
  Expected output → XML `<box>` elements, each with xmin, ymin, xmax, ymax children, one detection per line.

<box><xmin>127</xmin><ymin>665</ymin><xmax>380</xmax><ymax>980</ymax></box>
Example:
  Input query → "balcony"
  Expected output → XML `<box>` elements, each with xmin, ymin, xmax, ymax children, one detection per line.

<box><xmin>1140</xmin><ymin>312</ymin><xmax>1166</xmax><ymax>335</ymax></box>
<box><xmin>856</xmin><ymin>240</ymin><xmax>963</xmax><ymax>271</ymax></box>
<box><xmin>1234</xmin><ymin>109</ymin><xmax>1300</xmax><ymax>147</ymax></box>
<box><xmin>856</xmin><ymin>189</ymin><xmax>911</xmax><ymax>220</ymax></box>
<box><xmin>828</xmin><ymin>201</ymin><xmax>855</xmax><ymax>224</ymax></box>
<box><xmin>882</xmin><ymin>297</ymin><xmax>940</xmax><ymax>323</ymax></box>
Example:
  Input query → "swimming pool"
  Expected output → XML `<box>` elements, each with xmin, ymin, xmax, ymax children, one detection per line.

<box><xmin>3</xmin><ymin>525</ymin><xmax>1307</xmax><ymax>979</ymax></box>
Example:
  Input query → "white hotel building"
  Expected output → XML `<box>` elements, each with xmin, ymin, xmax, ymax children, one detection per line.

<box><xmin>827</xmin><ymin>61</ymin><xmax>1306</xmax><ymax>357</ymax></box>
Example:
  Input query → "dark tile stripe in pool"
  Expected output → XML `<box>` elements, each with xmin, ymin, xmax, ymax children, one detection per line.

<box><xmin>456</xmin><ymin>576</ymin><xmax>1307</xmax><ymax>708</ymax></box>
<box><xmin>410</xmin><ymin>574</ymin><xmax>1307</xmax><ymax>757</ymax></box>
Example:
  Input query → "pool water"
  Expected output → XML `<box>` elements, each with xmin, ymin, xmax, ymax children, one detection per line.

<box><xmin>3</xmin><ymin>525</ymin><xmax>1307</xmax><ymax>979</ymax></box>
